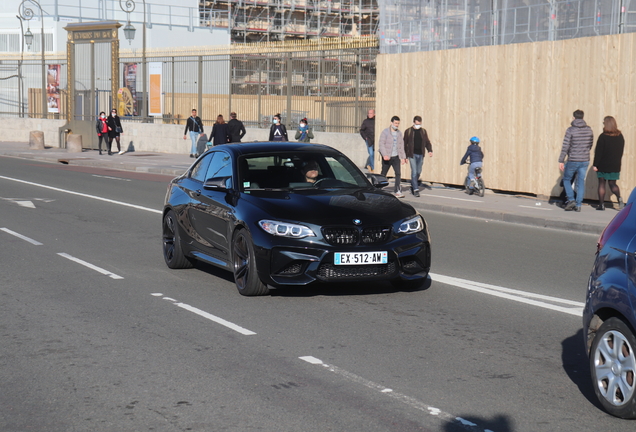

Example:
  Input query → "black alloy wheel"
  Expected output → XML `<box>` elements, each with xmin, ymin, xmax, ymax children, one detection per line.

<box><xmin>590</xmin><ymin>317</ymin><xmax>636</xmax><ymax>418</ymax></box>
<box><xmin>232</xmin><ymin>229</ymin><xmax>269</xmax><ymax>296</ymax></box>
<box><xmin>162</xmin><ymin>210</ymin><xmax>194</xmax><ymax>269</ymax></box>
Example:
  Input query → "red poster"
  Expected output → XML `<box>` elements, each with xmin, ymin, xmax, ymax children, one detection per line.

<box><xmin>123</xmin><ymin>63</ymin><xmax>138</xmax><ymax>116</ymax></box>
<box><xmin>46</xmin><ymin>64</ymin><xmax>60</xmax><ymax>113</ymax></box>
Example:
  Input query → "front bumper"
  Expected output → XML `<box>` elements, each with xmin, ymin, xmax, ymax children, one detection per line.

<box><xmin>254</xmin><ymin>233</ymin><xmax>431</xmax><ymax>286</ymax></box>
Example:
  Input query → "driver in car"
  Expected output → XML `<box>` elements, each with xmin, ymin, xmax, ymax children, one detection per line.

<box><xmin>301</xmin><ymin>160</ymin><xmax>320</xmax><ymax>183</ymax></box>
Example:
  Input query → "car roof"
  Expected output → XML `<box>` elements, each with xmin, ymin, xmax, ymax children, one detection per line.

<box><xmin>211</xmin><ymin>142</ymin><xmax>343</xmax><ymax>157</ymax></box>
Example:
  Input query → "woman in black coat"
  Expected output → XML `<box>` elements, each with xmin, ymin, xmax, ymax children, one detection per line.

<box><xmin>107</xmin><ymin>108</ymin><xmax>124</xmax><ymax>155</ymax></box>
<box><xmin>210</xmin><ymin>114</ymin><xmax>230</xmax><ymax>146</ymax></box>
<box><xmin>268</xmin><ymin>113</ymin><xmax>288</xmax><ymax>141</ymax></box>
<box><xmin>592</xmin><ymin>116</ymin><xmax>625</xmax><ymax>210</ymax></box>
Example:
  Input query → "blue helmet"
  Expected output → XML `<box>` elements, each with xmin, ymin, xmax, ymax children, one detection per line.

<box><xmin>469</xmin><ymin>136</ymin><xmax>480</xmax><ymax>144</ymax></box>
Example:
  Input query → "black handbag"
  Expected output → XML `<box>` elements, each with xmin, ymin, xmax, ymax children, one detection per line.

<box><xmin>116</xmin><ymin>126</ymin><xmax>123</xmax><ymax>133</ymax></box>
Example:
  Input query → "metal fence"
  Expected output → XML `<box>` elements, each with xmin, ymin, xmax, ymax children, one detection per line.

<box><xmin>379</xmin><ymin>0</ymin><xmax>636</xmax><ymax>53</ymax></box>
<box><xmin>0</xmin><ymin>53</ymin><xmax>67</xmax><ymax>119</ymax></box>
<box><xmin>0</xmin><ymin>38</ymin><xmax>377</xmax><ymax>133</ymax></box>
<box><xmin>124</xmin><ymin>45</ymin><xmax>377</xmax><ymax>132</ymax></box>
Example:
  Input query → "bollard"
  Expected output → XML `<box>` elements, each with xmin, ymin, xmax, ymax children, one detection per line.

<box><xmin>29</xmin><ymin>130</ymin><xmax>45</xmax><ymax>150</ymax></box>
<box><xmin>66</xmin><ymin>134</ymin><xmax>83</xmax><ymax>153</ymax></box>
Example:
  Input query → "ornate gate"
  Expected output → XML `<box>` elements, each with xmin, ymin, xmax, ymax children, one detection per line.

<box><xmin>64</xmin><ymin>21</ymin><xmax>121</xmax><ymax>150</ymax></box>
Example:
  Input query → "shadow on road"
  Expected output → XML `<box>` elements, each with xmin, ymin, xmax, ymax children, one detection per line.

<box><xmin>443</xmin><ymin>413</ymin><xmax>514</xmax><ymax>432</ymax></box>
<box><xmin>561</xmin><ymin>329</ymin><xmax>601</xmax><ymax>410</ymax></box>
<box><xmin>194</xmin><ymin>261</ymin><xmax>236</xmax><ymax>284</ymax></box>
<box><xmin>271</xmin><ymin>275</ymin><xmax>432</xmax><ymax>297</ymax></box>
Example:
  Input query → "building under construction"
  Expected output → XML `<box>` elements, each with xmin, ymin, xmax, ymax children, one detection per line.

<box><xmin>201</xmin><ymin>0</ymin><xmax>379</xmax><ymax>43</ymax></box>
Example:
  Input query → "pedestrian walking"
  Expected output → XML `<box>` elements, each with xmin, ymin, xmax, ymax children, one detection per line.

<box><xmin>295</xmin><ymin>118</ymin><xmax>314</xmax><ymax>143</ymax></box>
<box><xmin>95</xmin><ymin>111</ymin><xmax>109</xmax><ymax>155</ymax></box>
<box><xmin>210</xmin><ymin>114</ymin><xmax>230</xmax><ymax>146</ymax></box>
<box><xmin>360</xmin><ymin>109</ymin><xmax>376</xmax><ymax>172</ymax></box>
<box><xmin>107</xmin><ymin>108</ymin><xmax>124</xmax><ymax>155</ymax></box>
<box><xmin>269</xmin><ymin>113</ymin><xmax>288</xmax><ymax>141</ymax></box>
<box><xmin>227</xmin><ymin>112</ymin><xmax>246</xmax><ymax>143</ymax></box>
<box><xmin>378</xmin><ymin>116</ymin><xmax>407</xmax><ymax>198</ymax></box>
<box><xmin>460</xmin><ymin>136</ymin><xmax>484</xmax><ymax>195</ymax></box>
<box><xmin>558</xmin><ymin>109</ymin><xmax>594</xmax><ymax>212</ymax></box>
<box><xmin>183</xmin><ymin>109</ymin><xmax>204</xmax><ymax>158</ymax></box>
<box><xmin>592</xmin><ymin>116</ymin><xmax>625</xmax><ymax>210</ymax></box>
<box><xmin>404</xmin><ymin>115</ymin><xmax>433</xmax><ymax>197</ymax></box>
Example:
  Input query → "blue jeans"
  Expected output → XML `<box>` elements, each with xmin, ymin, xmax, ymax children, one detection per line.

<box><xmin>468</xmin><ymin>162</ymin><xmax>483</xmax><ymax>187</ymax></box>
<box><xmin>189</xmin><ymin>131</ymin><xmax>200</xmax><ymax>154</ymax></box>
<box><xmin>563</xmin><ymin>161</ymin><xmax>588</xmax><ymax>206</ymax></box>
<box><xmin>409</xmin><ymin>154</ymin><xmax>423</xmax><ymax>191</ymax></box>
<box><xmin>365</xmin><ymin>139</ymin><xmax>374</xmax><ymax>170</ymax></box>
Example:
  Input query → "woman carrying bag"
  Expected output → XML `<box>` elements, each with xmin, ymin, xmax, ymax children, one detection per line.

<box><xmin>107</xmin><ymin>108</ymin><xmax>124</xmax><ymax>155</ymax></box>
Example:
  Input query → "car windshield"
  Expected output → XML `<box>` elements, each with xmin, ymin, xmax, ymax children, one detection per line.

<box><xmin>239</xmin><ymin>152</ymin><xmax>370</xmax><ymax>192</ymax></box>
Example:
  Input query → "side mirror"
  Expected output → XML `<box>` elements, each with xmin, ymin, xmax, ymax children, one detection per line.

<box><xmin>204</xmin><ymin>176</ymin><xmax>232</xmax><ymax>191</ymax></box>
<box><xmin>366</xmin><ymin>173</ymin><xmax>389</xmax><ymax>188</ymax></box>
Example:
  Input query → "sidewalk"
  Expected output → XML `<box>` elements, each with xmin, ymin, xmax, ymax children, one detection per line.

<box><xmin>0</xmin><ymin>142</ymin><xmax>617</xmax><ymax>235</ymax></box>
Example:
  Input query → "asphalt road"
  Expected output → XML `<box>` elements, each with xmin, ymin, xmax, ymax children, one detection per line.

<box><xmin>0</xmin><ymin>155</ymin><xmax>627</xmax><ymax>432</ymax></box>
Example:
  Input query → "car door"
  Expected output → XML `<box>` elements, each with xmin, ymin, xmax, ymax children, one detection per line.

<box><xmin>188</xmin><ymin>150</ymin><xmax>235</xmax><ymax>264</ymax></box>
<box><xmin>182</xmin><ymin>152</ymin><xmax>215</xmax><ymax>254</ymax></box>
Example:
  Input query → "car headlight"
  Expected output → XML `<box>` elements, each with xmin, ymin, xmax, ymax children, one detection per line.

<box><xmin>397</xmin><ymin>215</ymin><xmax>424</xmax><ymax>234</ymax></box>
<box><xmin>259</xmin><ymin>220</ymin><xmax>316</xmax><ymax>238</ymax></box>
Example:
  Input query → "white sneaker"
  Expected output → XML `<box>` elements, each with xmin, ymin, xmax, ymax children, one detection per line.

<box><xmin>118</xmin><ymin>150</ymin><xmax>125</xmax><ymax>155</ymax></box>
<box><xmin>393</xmin><ymin>191</ymin><xmax>405</xmax><ymax>198</ymax></box>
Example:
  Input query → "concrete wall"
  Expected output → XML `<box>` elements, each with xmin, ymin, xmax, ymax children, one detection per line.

<box><xmin>377</xmin><ymin>32</ymin><xmax>636</xmax><ymax>200</ymax></box>
<box><xmin>0</xmin><ymin>118</ymin><xmax>68</xmax><ymax>147</ymax></box>
<box><xmin>0</xmin><ymin>117</ymin><xmax>370</xmax><ymax>168</ymax></box>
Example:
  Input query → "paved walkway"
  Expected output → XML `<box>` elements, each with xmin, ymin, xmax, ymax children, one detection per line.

<box><xmin>0</xmin><ymin>142</ymin><xmax>619</xmax><ymax>235</ymax></box>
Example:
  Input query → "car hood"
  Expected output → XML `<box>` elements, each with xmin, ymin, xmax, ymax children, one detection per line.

<box><xmin>240</xmin><ymin>188</ymin><xmax>417</xmax><ymax>225</ymax></box>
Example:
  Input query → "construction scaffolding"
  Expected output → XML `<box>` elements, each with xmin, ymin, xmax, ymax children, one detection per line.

<box><xmin>378</xmin><ymin>0</ymin><xmax>636</xmax><ymax>54</ymax></box>
<box><xmin>201</xmin><ymin>0</ymin><xmax>379</xmax><ymax>43</ymax></box>
<box><xmin>0</xmin><ymin>37</ymin><xmax>378</xmax><ymax>133</ymax></box>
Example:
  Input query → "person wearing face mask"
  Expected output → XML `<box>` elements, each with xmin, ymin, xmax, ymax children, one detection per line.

<box><xmin>107</xmin><ymin>108</ymin><xmax>124</xmax><ymax>155</ymax></box>
<box><xmin>295</xmin><ymin>118</ymin><xmax>314</xmax><ymax>143</ymax></box>
<box><xmin>95</xmin><ymin>111</ymin><xmax>109</xmax><ymax>155</ymax></box>
<box><xmin>269</xmin><ymin>113</ymin><xmax>288</xmax><ymax>141</ymax></box>
<box><xmin>403</xmin><ymin>115</ymin><xmax>433</xmax><ymax>197</ymax></box>
<box><xmin>378</xmin><ymin>115</ymin><xmax>407</xmax><ymax>198</ymax></box>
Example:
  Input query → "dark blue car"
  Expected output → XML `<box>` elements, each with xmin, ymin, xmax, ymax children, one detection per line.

<box><xmin>162</xmin><ymin>142</ymin><xmax>431</xmax><ymax>296</ymax></box>
<box><xmin>583</xmin><ymin>187</ymin><xmax>636</xmax><ymax>418</ymax></box>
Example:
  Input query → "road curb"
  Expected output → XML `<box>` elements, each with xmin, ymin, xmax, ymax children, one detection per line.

<box><xmin>410</xmin><ymin>201</ymin><xmax>604</xmax><ymax>235</ymax></box>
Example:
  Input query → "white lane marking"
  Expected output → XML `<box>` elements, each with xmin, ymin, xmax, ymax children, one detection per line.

<box><xmin>426</xmin><ymin>194</ymin><xmax>484</xmax><ymax>203</ymax></box>
<box><xmin>92</xmin><ymin>175</ymin><xmax>132</xmax><ymax>181</ymax></box>
<box><xmin>57</xmin><ymin>253</ymin><xmax>124</xmax><ymax>279</ymax></box>
<box><xmin>0</xmin><ymin>175</ymin><xmax>162</xmax><ymax>214</ymax></box>
<box><xmin>431</xmin><ymin>272</ymin><xmax>584</xmax><ymax>316</ymax></box>
<box><xmin>0</xmin><ymin>197</ymin><xmax>50</xmax><ymax>208</ymax></box>
<box><xmin>518</xmin><ymin>205</ymin><xmax>553</xmax><ymax>211</ymax></box>
<box><xmin>16</xmin><ymin>200</ymin><xmax>36</xmax><ymax>208</ymax></box>
<box><xmin>299</xmin><ymin>356</ymin><xmax>493</xmax><ymax>432</ymax></box>
<box><xmin>0</xmin><ymin>227</ymin><xmax>43</xmax><ymax>245</ymax></box>
<box><xmin>156</xmin><ymin>295</ymin><xmax>256</xmax><ymax>335</ymax></box>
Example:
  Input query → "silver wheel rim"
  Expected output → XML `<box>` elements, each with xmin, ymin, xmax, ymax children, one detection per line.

<box><xmin>594</xmin><ymin>329</ymin><xmax>636</xmax><ymax>406</ymax></box>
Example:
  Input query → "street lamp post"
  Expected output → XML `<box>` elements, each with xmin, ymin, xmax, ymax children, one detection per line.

<box><xmin>18</xmin><ymin>0</ymin><xmax>46</xmax><ymax>119</ymax></box>
<box><xmin>119</xmin><ymin>0</ymin><xmax>147</xmax><ymax>121</ymax></box>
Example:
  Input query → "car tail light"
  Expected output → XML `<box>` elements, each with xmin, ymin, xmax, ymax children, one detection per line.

<box><xmin>597</xmin><ymin>202</ymin><xmax>632</xmax><ymax>253</ymax></box>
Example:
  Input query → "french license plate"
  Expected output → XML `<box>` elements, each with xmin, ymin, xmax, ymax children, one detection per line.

<box><xmin>334</xmin><ymin>251</ymin><xmax>388</xmax><ymax>265</ymax></box>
